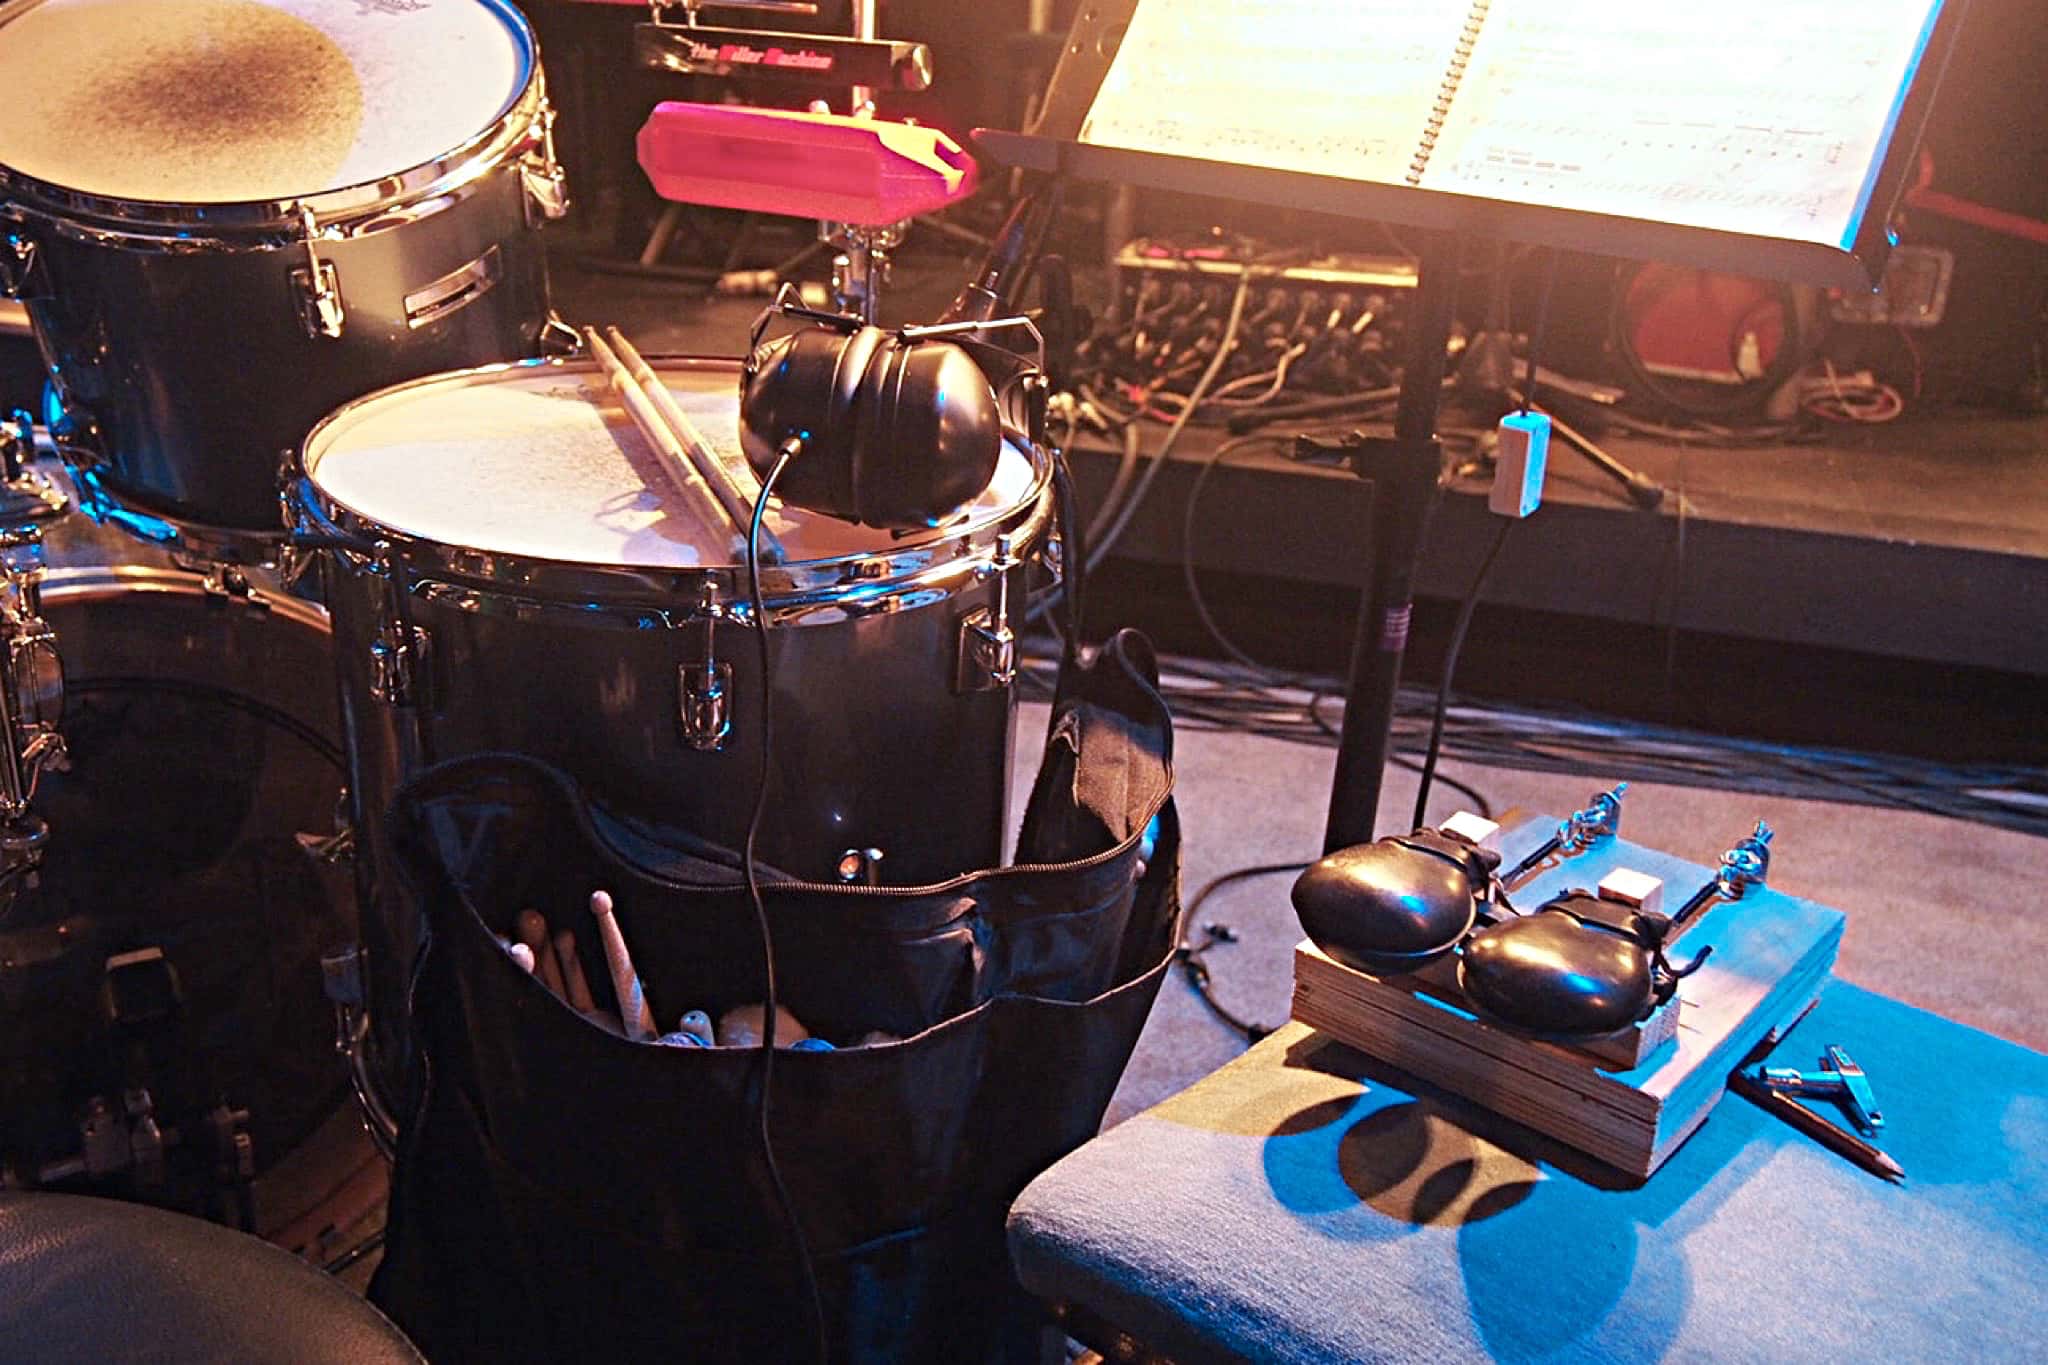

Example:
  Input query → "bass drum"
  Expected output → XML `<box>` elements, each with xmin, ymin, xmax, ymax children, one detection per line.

<box><xmin>0</xmin><ymin>497</ymin><xmax>355</xmax><ymax>1214</ymax></box>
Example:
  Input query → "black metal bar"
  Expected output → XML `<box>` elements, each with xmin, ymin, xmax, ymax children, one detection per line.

<box><xmin>1321</xmin><ymin>231</ymin><xmax>1462</xmax><ymax>853</ymax></box>
<box><xmin>636</xmin><ymin>24</ymin><xmax>933</xmax><ymax>92</ymax></box>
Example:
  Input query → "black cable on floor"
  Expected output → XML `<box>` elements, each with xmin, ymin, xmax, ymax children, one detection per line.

<box><xmin>1175</xmin><ymin>861</ymin><xmax>1304</xmax><ymax>1045</ymax></box>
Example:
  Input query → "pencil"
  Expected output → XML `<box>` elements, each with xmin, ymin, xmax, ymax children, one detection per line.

<box><xmin>1729</xmin><ymin>1067</ymin><xmax>1904</xmax><ymax>1182</ymax></box>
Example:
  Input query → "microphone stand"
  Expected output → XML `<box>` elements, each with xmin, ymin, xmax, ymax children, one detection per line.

<box><xmin>1320</xmin><ymin>230</ymin><xmax>1463</xmax><ymax>853</ymax></box>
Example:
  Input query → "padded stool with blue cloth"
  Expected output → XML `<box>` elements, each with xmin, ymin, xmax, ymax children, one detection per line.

<box><xmin>0</xmin><ymin>1193</ymin><xmax>422</xmax><ymax>1364</ymax></box>
<box><xmin>1007</xmin><ymin>982</ymin><xmax>2047</xmax><ymax>1362</ymax></box>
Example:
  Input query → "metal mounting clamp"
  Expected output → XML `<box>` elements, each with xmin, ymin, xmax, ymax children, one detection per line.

<box><xmin>290</xmin><ymin>206</ymin><xmax>345</xmax><ymax>340</ymax></box>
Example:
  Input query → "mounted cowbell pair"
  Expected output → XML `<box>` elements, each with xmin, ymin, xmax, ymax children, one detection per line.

<box><xmin>1293</xmin><ymin>819</ymin><xmax>1771</xmax><ymax>1039</ymax></box>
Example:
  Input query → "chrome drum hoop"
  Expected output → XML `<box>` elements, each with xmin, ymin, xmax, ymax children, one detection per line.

<box><xmin>0</xmin><ymin>0</ymin><xmax>555</xmax><ymax>251</ymax></box>
<box><xmin>290</xmin><ymin>355</ymin><xmax>1060</xmax><ymax>631</ymax></box>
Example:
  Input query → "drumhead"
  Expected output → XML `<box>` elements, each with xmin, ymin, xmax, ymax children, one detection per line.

<box><xmin>302</xmin><ymin>357</ymin><xmax>1040</xmax><ymax>573</ymax></box>
<box><xmin>0</xmin><ymin>0</ymin><xmax>529</xmax><ymax>205</ymax></box>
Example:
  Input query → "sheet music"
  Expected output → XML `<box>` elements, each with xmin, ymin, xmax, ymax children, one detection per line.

<box><xmin>1424</xmin><ymin>0</ymin><xmax>1944</xmax><ymax>246</ymax></box>
<box><xmin>1078</xmin><ymin>0</ymin><xmax>1474</xmax><ymax>187</ymax></box>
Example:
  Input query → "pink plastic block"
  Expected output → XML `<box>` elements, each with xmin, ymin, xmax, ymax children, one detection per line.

<box><xmin>637</xmin><ymin>102</ymin><xmax>978</xmax><ymax>225</ymax></box>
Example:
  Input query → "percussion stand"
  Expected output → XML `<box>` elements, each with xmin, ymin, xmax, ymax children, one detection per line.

<box><xmin>638</xmin><ymin>0</ymin><xmax>924</xmax><ymax>321</ymax></box>
<box><xmin>0</xmin><ymin>414</ymin><xmax>67</xmax><ymax>891</ymax></box>
<box><xmin>817</xmin><ymin>0</ymin><xmax>898</xmax><ymax>322</ymax></box>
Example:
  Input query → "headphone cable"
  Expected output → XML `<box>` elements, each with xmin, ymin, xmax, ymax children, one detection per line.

<box><xmin>745</xmin><ymin>445</ymin><xmax>827</xmax><ymax>1363</ymax></box>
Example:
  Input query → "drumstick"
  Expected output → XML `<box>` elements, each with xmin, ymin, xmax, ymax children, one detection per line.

<box><xmin>515</xmin><ymin>909</ymin><xmax>567</xmax><ymax>1000</ymax></box>
<box><xmin>553</xmin><ymin>929</ymin><xmax>597</xmax><ymax>1014</ymax></box>
<box><xmin>508</xmin><ymin>942</ymin><xmax>537</xmax><ymax>975</ymax></box>
<box><xmin>602</xmin><ymin>326</ymin><xmax>787</xmax><ymax>565</ymax></box>
<box><xmin>581</xmin><ymin>327</ymin><xmax>760</xmax><ymax>559</ymax></box>
<box><xmin>588</xmin><ymin>890</ymin><xmax>659</xmax><ymax>1042</ymax></box>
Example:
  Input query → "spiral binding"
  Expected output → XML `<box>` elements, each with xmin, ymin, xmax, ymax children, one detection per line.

<box><xmin>1407</xmin><ymin>0</ymin><xmax>1492</xmax><ymax>186</ymax></box>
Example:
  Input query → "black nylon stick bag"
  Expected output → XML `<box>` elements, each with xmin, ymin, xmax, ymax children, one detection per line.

<box><xmin>368</xmin><ymin>629</ymin><xmax>1181</xmax><ymax>1362</ymax></box>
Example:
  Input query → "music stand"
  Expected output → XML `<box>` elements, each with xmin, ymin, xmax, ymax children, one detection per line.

<box><xmin>975</xmin><ymin>0</ymin><xmax>1971</xmax><ymax>853</ymax></box>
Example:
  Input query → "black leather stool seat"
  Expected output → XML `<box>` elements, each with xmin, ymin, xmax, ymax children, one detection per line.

<box><xmin>0</xmin><ymin>1193</ymin><xmax>423</xmax><ymax>1364</ymax></box>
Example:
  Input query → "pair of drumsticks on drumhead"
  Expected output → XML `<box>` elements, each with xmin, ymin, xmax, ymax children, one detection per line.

<box><xmin>583</xmin><ymin>324</ymin><xmax>787</xmax><ymax>563</ymax></box>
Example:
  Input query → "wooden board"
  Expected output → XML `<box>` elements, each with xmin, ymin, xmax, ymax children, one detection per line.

<box><xmin>1388</xmin><ymin>947</ymin><xmax>1681</xmax><ymax>1070</ymax></box>
<box><xmin>1291</xmin><ymin>817</ymin><xmax>1846</xmax><ymax>1178</ymax></box>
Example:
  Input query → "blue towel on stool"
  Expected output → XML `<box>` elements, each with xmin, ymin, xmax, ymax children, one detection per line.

<box><xmin>1008</xmin><ymin>981</ymin><xmax>2048</xmax><ymax>1363</ymax></box>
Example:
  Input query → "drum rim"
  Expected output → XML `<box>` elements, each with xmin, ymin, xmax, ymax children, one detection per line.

<box><xmin>0</xmin><ymin>0</ymin><xmax>545</xmax><ymax>245</ymax></box>
<box><xmin>40</xmin><ymin>560</ymin><xmax>331</xmax><ymax>639</ymax></box>
<box><xmin>291</xmin><ymin>354</ymin><xmax>1059</xmax><ymax>630</ymax></box>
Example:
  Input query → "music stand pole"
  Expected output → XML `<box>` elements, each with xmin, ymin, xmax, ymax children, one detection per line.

<box><xmin>1321</xmin><ymin>229</ymin><xmax>1463</xmax><ymax>853</ymax></box>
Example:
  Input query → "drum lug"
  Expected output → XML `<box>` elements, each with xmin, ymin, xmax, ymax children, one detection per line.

<box><xmin>368</xmin><ymin>623</ymin><xmax>431</xmax><ymax>707</ymax></box>
<box><xmin>677</xmin><ymin>593</ymin><xmax>733</xmax><ymax>751</ymax></box>
<box><xmin>540</xmin><ymin>312</ymin><xmax>584</xmax><ymax>357</ymax></box>
<box><xmin>520</xmin><ymin>104</ymin><xmax>571</xmax><ymax>226</ymax></box>
<box><xmin>0</xmin><ymin>228</ymin><xmax>38</xmax><ymax>300</ymax></box>
<box><xmin>955</xmin><ymin>533</ymin><xmax>1019</xmax><ymax>693</ymax></box>
<box><xmin>291</xmin><ymin>206</ymin><xmax>346</xmax><ymax>340</ymax></box>
<box><xmin>678</xmin><ymin>661</ymin><xmax>734</xmax><ymax>752</ymax></box>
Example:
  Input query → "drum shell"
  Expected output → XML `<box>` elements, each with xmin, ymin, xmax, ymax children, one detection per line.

<box><xmin>14</xmin><ymin>165</ymin><xmax>551</xmax><ymax>538</ymax></box>
<box><xmin>1</xmin><ymin>498</ymin><xmax>352</xmax><ymax>1181</ymax></box>
<box><xmin>325</xmin><ymin>556</ymin><xmax>1023</xmax><ymax>1095</ymax></box>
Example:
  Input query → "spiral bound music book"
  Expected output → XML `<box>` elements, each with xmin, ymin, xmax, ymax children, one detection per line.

<box><xmin>980</xmin><ymin>0</ymin><xmax>1967</xmax><ymax>287</ymax></box>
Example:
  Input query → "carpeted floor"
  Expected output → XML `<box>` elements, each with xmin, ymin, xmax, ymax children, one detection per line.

<box><xmin>1004</xmin><ymin>699</ymin><xmax>2048</xmax><ymax>1128</ymax></box>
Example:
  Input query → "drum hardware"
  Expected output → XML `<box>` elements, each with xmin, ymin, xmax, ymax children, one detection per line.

<box><xmin>678</xmin><ymin>599</ymin><xmax>735</xmax><ymax>751</ymax></box>
<box><xmin>36</xmin><ymin>1092</ymin><xmax>162</xmax><ymax>1188</ymax></box>
<box><xmin>36</xmin><ymin>1091</ymin><xmax>263</xmax><ymax>1228</ymax></box>
<box><xmin>519</xmin><ymin>102</ymin><xmax>572</xmax><ymax>228</ymax></box>
<box><xmin>320</xmin><ymin>945</ymin><xmax>399</xmax><ymax>1162</ymax></box>
<box><xmin>364</xmin><ymin>541</ymin><xmax>436</xmax><ymax>714</ymax></box>
<box><xmin>956</xmin><ymin>532</ymin><xmax>1021</xmax><ymax>693</ymax></box>
<box><xmin>0</xmin><ymin>225</ymin><xmax>34</xmax><ymax>298</ymax></box>
<box><xmin>369</xmin><ymin>620</ymin><xmax>434</xmax><ymax>711</ymax></box>
<box><xmin>0</xmin><ymin>524</ymin><xmax>64</xmax><ymax>887</ymax></box>
<box><xmin>33</xmin><ymin>944</ymin><xmax>261</xmax><ymax>1228</ymax></box>
<box><xmin>1680</xmin><ymin>819</ymin><xmax>1774</xmax><ymax>920</ymax></box>
<box><xmin>403</xmin><ymin>245</ymin><xmax>506</xmax><ymax>331</ymax></box>
<box><xmin>296</xmin><ymin>790</ymin><xmax>358</xmax><ymax>867</ymax></box>
<box><xmin>824</xmin><ymin>218</ymin><xmax>905</xmax><ymax>324</ymax></box>
<box><xmin>0</xmin><ymin>411</ymin><xmax>68</xmax><ymax>523</ymax></box>
<box><xmin>1498</xmin><ymin>782</ymin><xmax>1630</xmax><ymax>886</ymax></box>
<box><xmin>540</xmin><ymin>314</ymin><xmax>585</xmax><ymax>357</ymax></box>
<box><xmin>290</xmin><ymin>206</ymin><xmax>346</xmax><ymax>341</ymax></box>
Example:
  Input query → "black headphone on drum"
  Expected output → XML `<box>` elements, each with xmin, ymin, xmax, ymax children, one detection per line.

<box><xmin>737</xmin><ymin>305</ymin><xmax>1005</xmax><ymax>530</ymax></box>
<box><xmin>737</xmin><ymin>192</ymin><xmax>1062</xmax><ymax>531</ymax></box>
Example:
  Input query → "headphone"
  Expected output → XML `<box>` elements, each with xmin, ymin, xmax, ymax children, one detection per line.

<box><xmin>737</xmin><ymin>312</ymin><xmax>1004</xmax><ymax>531</ymax></box>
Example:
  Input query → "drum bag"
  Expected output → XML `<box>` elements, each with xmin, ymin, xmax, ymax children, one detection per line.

<box><xmin>369</xmin><ymin>628</ymin><xmax>1181</xmax><ymax>1363</ymax></box>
